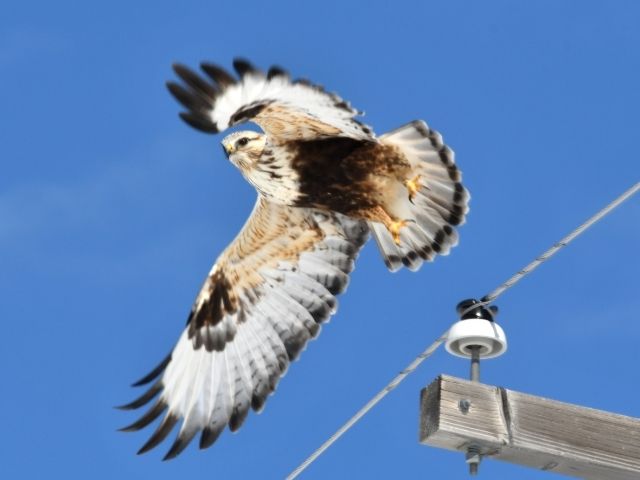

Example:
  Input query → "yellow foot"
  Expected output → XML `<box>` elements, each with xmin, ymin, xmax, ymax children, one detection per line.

<box><xmin>405</xmin><ymin>174</ymin><xmax>423</xmax><ymax>203</ymax></box>
<box><xmin>389</xmin><ymin>219</ymin><xmax>410</xmax><ymax>245</ymax></box>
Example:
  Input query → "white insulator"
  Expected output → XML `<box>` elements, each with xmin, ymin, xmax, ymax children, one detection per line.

<box><xmin>445</xmin><ymin>318</ymin><xmax>507</xmax><ymax>359</ymax></box>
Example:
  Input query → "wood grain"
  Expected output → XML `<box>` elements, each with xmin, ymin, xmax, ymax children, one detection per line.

<box><xmin>420</xmin><ymin>375</ymin><xmax>640</xmax><ymax>479</ymax></box>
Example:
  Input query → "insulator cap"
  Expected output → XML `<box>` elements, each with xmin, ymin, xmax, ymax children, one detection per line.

<box><xmin>456</xmin><ymin>298</ymin><xmax>498</xmax><ymax>321</ymax></box>
<box><xmin>446</xmin><ymin>299</ymin><xmax>507</xmax><ymax>359</ymax></box>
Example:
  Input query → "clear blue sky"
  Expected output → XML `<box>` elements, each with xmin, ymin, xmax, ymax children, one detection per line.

<box><xmin>2</xmin><ymin>1</ymin><xmax>639</xmax><ymax>478</ymax></box>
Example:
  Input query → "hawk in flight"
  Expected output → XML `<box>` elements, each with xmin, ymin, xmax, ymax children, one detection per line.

<box><xmin>120</xmin><ymin>59</ymin><xmax>469</xmax><ymax>459</ymax></box>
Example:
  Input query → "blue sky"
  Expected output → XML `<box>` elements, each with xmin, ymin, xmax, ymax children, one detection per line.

<box><xmin>2</xmin><ymin>1</ymin><xmax>639</xmax><ymax>478</ymax></box>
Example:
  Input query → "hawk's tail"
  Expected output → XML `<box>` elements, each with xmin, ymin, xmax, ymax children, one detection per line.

<box><xmin>369</xmin><ymin>120</ymin><xmax>470</xmax><ymax>272</ymax></box>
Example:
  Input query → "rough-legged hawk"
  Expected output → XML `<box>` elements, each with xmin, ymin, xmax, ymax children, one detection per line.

<box><xmin>119</xmin><ymin>58</ymin><xmax>469</xmax><ymax>459</ymax></box>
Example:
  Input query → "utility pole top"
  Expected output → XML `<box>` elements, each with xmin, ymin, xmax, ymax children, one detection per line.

<box><xmin>420</xmin><ymin>375</ymin><xmax>640</xmax><ymax>480</ymax></box>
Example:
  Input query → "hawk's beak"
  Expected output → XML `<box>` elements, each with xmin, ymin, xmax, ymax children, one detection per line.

<box><xmin>223</xmin><ymin>143</ymin><xmax>235</xmax><ymax>156</ymax></box>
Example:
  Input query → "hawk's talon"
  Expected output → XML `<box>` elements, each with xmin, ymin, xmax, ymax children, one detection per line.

<box><xmin>405</xmin><ymin>174</ymin><xmax>423</xmax><ymax>203</ymax></box>
<box><xmin>389</xmin><ymin>219</ymin><xmax>409</xmax><ymax>245</ymax></box>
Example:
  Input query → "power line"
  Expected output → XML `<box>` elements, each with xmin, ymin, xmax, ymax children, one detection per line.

<box><xmin>466</xmin><ymin>181</ymin><xmax>640</xmax><ymax>314</ymax></box>
<box><xmin>286</xmin><ymin>330</ymin><xmax>449</xmax><ymax>480</ymax></box>
<box><xmin>286</xmin><ymin>182</ymin><xmax>639</xmax><ymax>479</ymax></box>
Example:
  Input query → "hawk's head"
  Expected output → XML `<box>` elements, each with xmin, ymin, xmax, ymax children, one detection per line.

<box><xmin>222</xmin><ymin>131</ymin><xmax>266</xmax><ymax>171</ymax></box>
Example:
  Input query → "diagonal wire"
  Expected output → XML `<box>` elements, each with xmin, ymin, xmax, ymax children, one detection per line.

<box><xmin>463</xmin><ymin>181</ymin><xmax>640</xmax><ymax>315</ymax></box>
<box><xmin>286</xmin><ymin>330</ymin><xmax>449</xmax><ymax>480</ymax></box>
<box><xmin>287</xmin><ymin>181</ymin><xmax>639</xmax><ymax>479</ymax></box>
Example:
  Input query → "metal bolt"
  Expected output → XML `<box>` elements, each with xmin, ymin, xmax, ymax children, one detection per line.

<box><xmin>466</xmin><ymin>347</ymin><xmax>482</xmax><ymax>475</ymax></box>
<box><xmin>459</xmin><ymin>399</ymin><xmax>471</xmax><ymax>414</ymax></box>
<box><xmin>469</xmin><ymin>345</ymin><xmax>481</xmax><ymax>383</ymax></box>
<box><xmin>466</xmin><ymin>444</ymin><xmax>482</xmax><ymax>476</ymax></box>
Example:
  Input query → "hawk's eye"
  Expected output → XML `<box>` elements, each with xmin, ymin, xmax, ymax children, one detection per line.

<box><xmin>236</xmin><ymin>137</ymin><xmax>249</xmax><ymax>148</ymax></box>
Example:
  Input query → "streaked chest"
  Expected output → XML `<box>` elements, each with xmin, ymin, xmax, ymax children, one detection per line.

<box><xmin>243</xmin><ymin>147</ymin><xmax>300</xmax><ymax>204</ymax></box>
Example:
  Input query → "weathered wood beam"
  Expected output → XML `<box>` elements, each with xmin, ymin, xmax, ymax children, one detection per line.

<box><xmin>420</xmin><ymin>375</ymin><xmax>640</xmax><ymax>479</ymax></box>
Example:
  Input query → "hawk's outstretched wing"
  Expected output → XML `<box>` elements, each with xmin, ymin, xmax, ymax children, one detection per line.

<box><xmin>166</xmin><ymin>58</ymin><xmax>374</xmax><ymax>142</ymax></box>
<box><xmin>119</xmin><ymin>198</ymin><xmax>369</xmax><ymax>459</ymax></box>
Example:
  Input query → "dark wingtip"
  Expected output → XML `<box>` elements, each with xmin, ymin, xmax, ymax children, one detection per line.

<box><xmin>116</xmin><ymin>381</ymin><xmax>162</xmax><ymax>410</ymax></box>
<box><xmin>171</xmin><ymin>62</ymin><xmax>187</xmax><ymax>75</ymax></box>
<box><xmin>232</xmin><ymin>58</ymin><xmax>259</xmax><ymax>77</ymax></box>
<box><xmin>229</xmin><ymin>405</ymin><xmax>250</xmax><ymax>432</ymax></box>
<box><xmin>251</xmin><ymin>392</ymin><xmax>267</xmax><ymax>412</ymax></box>
<box><xmin>119</xmin><ymin>400</ymin><xmax>167</xmax><ymax>432</ymax></box>
<box><xmin>200</xmin><ymin>62</ymin><xmax>236</xmax><ymax>88</ymax></box>
<box><xmin>179</xmin><ymin>112</ymin><xmax>218</xmax><ymax>134</ymax></box>
<box><xmin>199</xmin><ymin>424</ymin><xmax>225</xmax><ymax>450</ymax></box>
<box><xmin>131</xmin><ymin>354</ymin><xmax>171</xmax><ymax>387</ymax></box>
<box><xmin>162</xmin><ymin>450</ymin><xmax>178</xmax><ymax>461</ymax></box>
<box><xmin>165</xmin><ymin>80</ymin><xmax>184</xmax><ymax>100</ymax></box>
<box><xmin>137</xmin><ymin>413</ymin><xmax>179</xmax><ymax>455</ymax></box>
<box><xmin>172</xmin><ymin>64</ymin><xmax>218</xmax><ymax>99</ymax></box>
<box><xmin>267</xmin><ymin>65</ymin><xmax>288</xmax><ymax>80</ymax></box>
<box><xmin>162</xmin><ymin>428</ymin><xmax>199</xmax><ymax>460</ymax></box>
<box><xmin>166</xmin><ymin>81</ymin><xmax>210</xmax><ymax>113</ymax></box>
